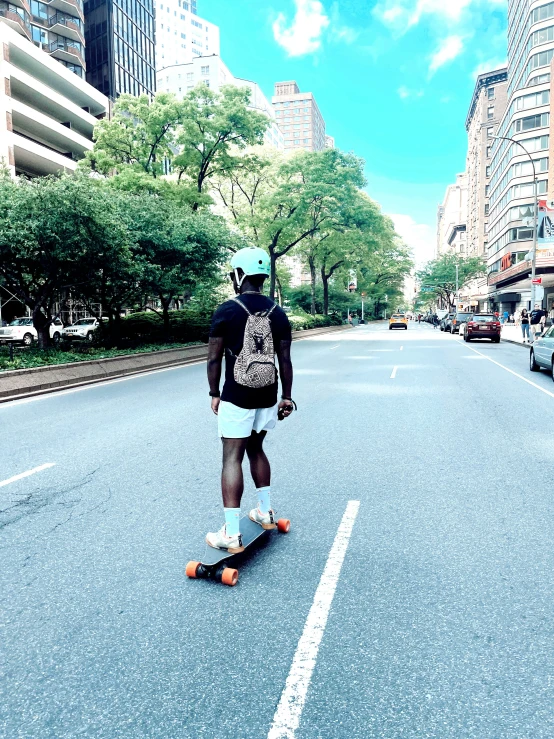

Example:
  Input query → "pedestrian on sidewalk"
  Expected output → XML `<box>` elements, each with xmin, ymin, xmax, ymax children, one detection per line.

<box><xmin>521</xmin><ymin>309</ymin><xmax>530</xmax><ymax>343</ymax></box>
<box><xmin>530</xmin><ymin>302</ymin><xmax>546</xmax><ymax>342</ymax></box>
<box><xmin>206</xmin><ymin>247</ymin><xmax>295</xmax><ymax>553</ymax></box>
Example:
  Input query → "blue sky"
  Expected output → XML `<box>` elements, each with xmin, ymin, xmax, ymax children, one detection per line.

<box><xmin>201</xmin><ymin>0</ymin><xmax>507</xmax><ymax>265</ymax></box>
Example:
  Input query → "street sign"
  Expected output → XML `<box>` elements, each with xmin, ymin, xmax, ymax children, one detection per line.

<box><xmin>421</xmin><ymin>287</ymin><xmax>435</xmax><ymax>293</ymax></box>
<box><xmin>532</xmin><ymin>277</ymin><xmax>542</xmax><ymax>285</ymax></box>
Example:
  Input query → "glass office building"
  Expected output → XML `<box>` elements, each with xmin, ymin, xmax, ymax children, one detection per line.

<box><xmin>84</xmin><ymin>0</ymin><xmax>155</xmax><ymax>99</ymax></box>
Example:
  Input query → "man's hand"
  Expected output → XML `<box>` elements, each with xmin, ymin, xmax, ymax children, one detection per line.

<box><xmin>211</xmin><ymin>397</ymin><xmax>221</xmax><ymax>415</ymax></box>
<box><xmin>278</xmin><ymin>400</ymin><xmax>294</xmax><ymax>421</ymax></box>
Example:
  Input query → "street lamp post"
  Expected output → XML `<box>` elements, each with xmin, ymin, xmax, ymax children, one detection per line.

<box><xmin>491</xmin><ymin>134</ymin><xmax>538</xmax><ymax>311</ymax></box>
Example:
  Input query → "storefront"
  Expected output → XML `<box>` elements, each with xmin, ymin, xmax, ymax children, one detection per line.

<box><xmin>488</xmin><ymin>248</ymin><xmax>554</xmax><ymax>314</ymax></box>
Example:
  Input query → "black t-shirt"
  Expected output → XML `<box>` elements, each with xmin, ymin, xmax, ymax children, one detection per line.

<box><xmin>531</xmin><ymin>309</ymin><xmax>546</xmax><ymax>325</ymax></box>
<box><xmin>210</xmin><ymin>294</ymin><xmax>292</xmax><ymax>409</ymax></box>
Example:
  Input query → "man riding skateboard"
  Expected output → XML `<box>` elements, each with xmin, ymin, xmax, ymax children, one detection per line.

<box><xmin>206</xmin><ymin>247</ymin><xmax>294</xmax><ymax>553</ymax></box>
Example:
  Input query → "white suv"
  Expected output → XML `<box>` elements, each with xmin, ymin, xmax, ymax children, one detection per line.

<box><xmin>0</xmin><ymin>317</ymin><xmax>63</xmax><ymax>346</ymax></box>
<box><xmin>62</xmin><ymin>318</ymin><xmax>102</xmax><ymax>342</ymax></box>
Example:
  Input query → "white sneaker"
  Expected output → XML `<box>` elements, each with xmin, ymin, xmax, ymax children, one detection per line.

<box><xmin>249</xmin><ymin>507</ymin><xmax>277</xmax><ymax>530</ymax></box>
<box><xmin>205</xmin><ymin>525</ymin><xmax>244</xmax><ymax>553</ymax></box>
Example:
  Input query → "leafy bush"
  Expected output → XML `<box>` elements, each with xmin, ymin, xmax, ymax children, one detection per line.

<box><xmin>121</xmin><ymin>309</ymin><xmax>211</xmax><ymax>343</ymax></box>
<box><xmin>289</xmin><ymin>313</ymin><xmax>342</xmax><ymax>330</ymax></box>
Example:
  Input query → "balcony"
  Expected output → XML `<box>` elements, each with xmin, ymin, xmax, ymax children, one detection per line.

<box><xmin>9</xmin><ymin>0</ymin><xmax>30</xmax><ymax>13</ymax></box>
<box><xmin>46</xmin><ymin>0</ymin><xmax>82</xmax><ymax>21</ymax></box>
<box><xmin>49</xmin><ymin>37</ymin><xmax>85</xmax><ymax>68</ymax></box>
<box><xmin>48</xmin><ymin>11</ymin><xmax>83</xmax><ymax>43</ymax></box>
<box><xmin>0</xmin><ymin>2</ymin><xmax>31</xmax><ymax>40</ymax></box>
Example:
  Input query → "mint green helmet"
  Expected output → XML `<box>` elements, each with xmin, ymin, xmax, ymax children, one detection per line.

<box><xmin>230</xmin><ymin>247</ymin><xmax>270</xmax><ymax>278</ymax></box>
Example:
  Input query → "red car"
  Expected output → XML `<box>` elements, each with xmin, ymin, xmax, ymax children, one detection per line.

<box><xmin>463</xmin><ymin>314</ymin><xmax>501</xmax><ymax>342</ymax></box>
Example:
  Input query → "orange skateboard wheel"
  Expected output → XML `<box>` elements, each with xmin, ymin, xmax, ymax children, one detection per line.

<box><xmin>221</xmin><ymin>568</ymin><xmax>239</xmax><ymax>586</ymax></box>
<box><xmin>277</xmin><ymin>518</ymin><xmax>291</xmax><ymax>533</ymax></box>
<box><xmin>186</xmin><ymin>561</ymin><xmax>200</xmax><ymax>578</ymax></box>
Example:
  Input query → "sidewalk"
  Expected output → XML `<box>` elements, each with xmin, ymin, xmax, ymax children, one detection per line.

<box><xmin>501</xmin><ymin>324</ymin><xmax>540</xmax><ymax>346</ymax></box>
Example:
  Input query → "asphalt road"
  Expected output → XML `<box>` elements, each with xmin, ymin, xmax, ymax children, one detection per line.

<box><xmin>2</xmin><ymin>322</ymin><xmax>554</xmax><ymax>738</ymax></box>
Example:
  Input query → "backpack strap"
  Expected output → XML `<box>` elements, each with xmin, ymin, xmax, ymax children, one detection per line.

<box><xmin>233</xmin><ymin>297</ymin><xmax>252</xmax><ymax>316</ymax></box>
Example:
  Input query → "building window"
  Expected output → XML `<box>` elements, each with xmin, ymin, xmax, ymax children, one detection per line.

<box><xmin>488</xmin><ymin>106</ymin><xmax>494</xmax><ymax>120</ymax></box>
<box><xmin>486</xmin><ymin>165</ymin><xmax>491</xmax><ymax>176</ymax></box>
<box><xmin>187</xmin><ymin>72</ymin><xmax>194</xmax><ymax>81</ymax></box>
<box><xmin>487</xmin><ymin>127</ymin><xmax>494</xmax><ymax>138</ymax></box>
<box><xmin>484</xmin><ymin>204</ymin><xmax>489</xmax><ymax>216</ymax></box>
<box><xmin>488</xmin><ymin>87</ymin><xmax>494</xmax><ymax>99</ymax></box>
<box><xmin>485</xmin><ymin>185</ymin><xmax>490</xmax><ymax>195</ymax></box>
<box><xmin>487</xmin><ymin>146</ymin><xmax>492</xmax><ymax>157</ymax></box>
<box><xmin>181</xmin><ymin>33</ymin><xmax>186</xmax><ymax>38</ymax></box>
<box><xmin>201</xmin><ymin>65</ymin><xmax>209</xmax><ymax>75</ymax></box>
<box><xmin>513</xmin><ymin>113</ymin><xmax>550</xmax><ymax>133</ymax></box>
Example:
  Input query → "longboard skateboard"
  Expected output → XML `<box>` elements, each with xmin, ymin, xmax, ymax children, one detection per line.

<box><xmin>186</xmin><ymin>514</ymin><xmax>290</xmax><ymax>586</ymax></box>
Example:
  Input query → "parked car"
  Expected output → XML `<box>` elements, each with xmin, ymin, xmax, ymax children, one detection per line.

<box><xmin>462</xmin><ymin>314</ymin><xmax>501</xmax><ymax>342</ymax></box>
<box><xmin>449</xmin><ymin>312</ymin><xmax>473</xmax><ymax>334</ymax></box>
<box><xmin>440</xmin><ymin>313</ymin><xmax>455</xmax><ymax>332</ymax></box>
<box><xmin>62</xmin><ymin>318</ymin><xmax>103</xmax><ymax>342</ymax></box>
<box><xmin>0</xmin><ymin>317</ymin><xmax>63</xmax><ymax>346</ymax></box>
<box><xmin>529</xmin><ymin>325</ymin><xmax>554</xmax><ymax>380</ymax></box>
<box><xmin>389</xmin><ymin>313</ymin><xmax>408</xmax><ymax>330</ymax></box>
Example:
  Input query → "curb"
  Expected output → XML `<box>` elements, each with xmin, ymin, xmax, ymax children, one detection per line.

<box><xmin>0</xmin><ymin>324</ymin><xmax>352</xmax><ymax>403</ymax></box>
<box><xmin>501</xmin><ymin>338</ymin><xmax>529</xmax><ymax>347</ymax></box>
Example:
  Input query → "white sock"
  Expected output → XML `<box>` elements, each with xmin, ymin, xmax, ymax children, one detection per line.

<box><xmin>257</xmin><ymin>486</ymin><xmax>271</xmax><ymax>514</ymax></box>
<box><xmin>224</xmin><ymin>507</ymin><xmax>240</xmax><ymax>537</ymax></box>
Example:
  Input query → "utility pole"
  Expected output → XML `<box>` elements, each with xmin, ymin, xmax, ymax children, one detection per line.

<box><xmin>455</xmin><ymin>263</ymin><xmax>459</xmax><ymax>310</ymax></box>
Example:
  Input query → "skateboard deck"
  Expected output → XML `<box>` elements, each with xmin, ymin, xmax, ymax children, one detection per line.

<box><xmin>186</xmin><ymin>514</ymin><xmax>290</xmax><ymax>586</ymax></box>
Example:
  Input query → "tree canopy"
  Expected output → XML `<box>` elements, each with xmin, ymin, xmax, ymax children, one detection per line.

<box><xmin>416</xmin><ymin>253</ymin><xmax>486</xmax><ymax>309</ymax></box>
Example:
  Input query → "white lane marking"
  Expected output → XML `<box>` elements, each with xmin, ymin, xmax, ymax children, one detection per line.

<box><xmin>459</xmin><ymin>341</ymin><xmax>554</xmax><ymax>399</ymax></box>
<box><xmin>390</xmin><ymin>366</ymin><xmax>398</xmax><ymax>379</ymax></box>
<box><xmin>0</xmin><ymin>462</ymin><xmax>56</xmax><ymax>488</ymax></box>
<box><xmin>1</xmin><ymin>360</ymin><xmax>207</xmax><ymax>407</ymax></box>
<box><xmin>329</xmin><ymin>345</ymin><xmax>340</xmax><ymax>350</ymax></box>
<box><xmin>400</xmin><ymin>346</ymin><xmax>404</xmax><ymax>351</ymax></box>
<box><xmin>268</xmin><ymin>501</ymin><xmax>360</xmax><ymax>739</ymax></box>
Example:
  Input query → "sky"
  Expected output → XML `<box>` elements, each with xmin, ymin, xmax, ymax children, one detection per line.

<box><xmin>200</xmin><ymin>0</ymin><xmax>508</xmax><ymax>266</ymax></box>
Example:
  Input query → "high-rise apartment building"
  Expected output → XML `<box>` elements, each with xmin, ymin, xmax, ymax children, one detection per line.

<box><xmin>157</xmin><ymin>55</ymin><xmax>283</xmax><ymax>150</ymax></box>
<box><xmin>437</xmin><ymin>173</ymin><xmax>468</xmax><ymax>257</ymax></box>
<box><xmin>465</xmin><ymin>69</ymin><xmax>508</xmax><ymax>257</ymax></box>
<box><xmin>272</xmin><ymin>81</ymin><xmax>326</xmax><ymax>153</ymax></box>
<box><xmin>487</xmin><ymin>0</ymin><xmax>554</xmax><ymax>316</ymax></box>
<box><xmin>0</xmin><ymin>0</ymin><xmax>86</xmax><ymax>78</ymax></box>
<box><xmin>154</xmin><ymin>0</ymin><xmax>219</xmax><ymax>70</ymax></box>
<box><xmin>0</xmin><ymin>21</ymin><xmax>108</xmax><ymax>176</ymax></box>
<box><xmin>84</xmin><ymin>0</ymin><xmax>156</xmax><ymax>99</ymax></box>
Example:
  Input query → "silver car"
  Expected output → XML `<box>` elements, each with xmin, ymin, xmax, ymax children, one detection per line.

<box><xmin>62</xmin><ymin>318</ymin><xmax>101</xmax><ymax>342</ymax></box>
<box><xmin>529</xmin><ymin>325</ymin><xmax>554</xmax><ymax>380</ymax></box>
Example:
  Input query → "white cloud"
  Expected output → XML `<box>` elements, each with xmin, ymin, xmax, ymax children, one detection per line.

<box><xmin>391</xmin><ymin>214</ymin><xmax>435</xmax><ymax>267</ymax></box>
<box><xmin>429</xmin><ymin>35</ymin><xmax>464</xmax><ymax>74</ymax></box>
<box><xmin>472</xmin><ymin>57</ymin><xmax>507</xmax><ymax>78</ymax></box>
<box><xmin>376</xmin><ymin>0</ymin><xmax>506</xmax><ymax>28</ymax></box>
<box><xmin>273</xmin><ymin>0</ymin><xmax>330</xmax><ymax>57</ymax></box>
<box><xmin>398</xmin><ymin>86</ymin><xmax>424</xmax><ymax>99</ymax></box>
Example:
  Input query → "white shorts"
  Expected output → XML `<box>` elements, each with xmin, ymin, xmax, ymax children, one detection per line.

<box><xmin>218</xmin><ymin>401</ymin><xmax>278</xmax><ymax>438</ymax></box>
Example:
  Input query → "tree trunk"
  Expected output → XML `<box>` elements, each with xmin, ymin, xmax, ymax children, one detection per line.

<box><xmin>161</xmin><ymin>297</ymin><xmax>171</xmax><ymax>341</ymax></box>
<box><xmin>269</xmin><ymin>250</ymin><xmax>277</xmax><ymax>301</ymax></box>
<box><xmin>33</xmin><ymin>308</ymin><xmax>50</xmax><ymax>349</ymax></box>
<box><xmin>321</xmin><ymin>268</ymin><xmax>329</xmax><ymax>316</ymax></box>
<box><xmin>308</xmin><ymin>256</ymin><xmax>316</xmax><ymax>315</ymax></box>
<box><xmin>275</xmin><ymin>276</ymin><xmax>283</xmax><ymax>307</ymax></box>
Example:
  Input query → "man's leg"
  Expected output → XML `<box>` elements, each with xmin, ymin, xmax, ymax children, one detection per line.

<box><xmin>246</xmin><ymin>431</ymin><xmax>270</xmax><ymax>489</ymax></box>
<box><xmin>221</xmin><ymin>437</ymin><xmax>249</xmax><ymax>508</ymax></box>
<box><xmin>246</xmin><ymin>431</ymin><xmax>276</xmax><ymax>527</ymax></box>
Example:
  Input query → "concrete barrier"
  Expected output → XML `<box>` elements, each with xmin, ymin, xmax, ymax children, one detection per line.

<box><xmin>0</xmin><ymin>324</ymin><xmax>352</xmax><ymax>402</ymax></box>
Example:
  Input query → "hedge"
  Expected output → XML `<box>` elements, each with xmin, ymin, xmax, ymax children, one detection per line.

<box><xmin>288</xmin><ymin>313</ymin><xmax>342</xmax><ymax>330</ymax></box>
<box><xmin>121</xmin><ymin>309</ymin><xmax>211</xmax><ymax>343</ymax></box>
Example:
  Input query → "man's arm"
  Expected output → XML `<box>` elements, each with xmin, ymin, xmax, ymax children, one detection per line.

<box><xmin>207</xmin><ymin>337</ymin><xmax>224</xmax><ymax>415</ymax></box>
<box><xmin>276</xmin><ymin>339</ymin><xmax>294</xmax><ymax>418</ymax></box>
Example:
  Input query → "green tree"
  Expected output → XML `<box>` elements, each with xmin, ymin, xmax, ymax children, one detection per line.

<box><xmin>214</xmin><ymin>148</ymin><xmax>366</xmax><ymax>298</ymax></box>
<box><xmin>0</xmin><ymin>174</ymin><xmax>133</xmax><ymax>348</ymax></box>
<box><xmin>173</xmin><ymin>85</ymin><xmax>269</xmax><ymax>208</ymax></box>
<box><xmin>84</xmin><ymin>93</ymin><xmax>182</xmax><ymax>178</ymax></box>
<box><xmin>416</xmin><ymin>253</ymin><xmax>486</xmax><ymax>309</ymax></box>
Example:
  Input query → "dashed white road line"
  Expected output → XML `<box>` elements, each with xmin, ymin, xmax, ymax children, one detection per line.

<box><xmin>390</xmin><ymin>366</ymin><xmax>398</xmax><ymax>379</ymax></box>
<box><xmin>459</xmin><ymin>341</ymin><xmax>554</xmax><ymax>399</ymax></box>
<box><xmin>329</xmin><ymin>345</ymin><xmax>340</xmax><ymax>350</ymax></box>
<box><xmin>0</xmin><ymin>463</ymin><xmax>56</xmax><ymax>488</ymax></box>
<box><xmin>267</xmin><ymin>500</ymin><xmax>360</xmax><ymax>739</ymax></box>
<box><xmin>400</xmin><ymin>346</ymin><xmax>404</xmax><ymax>351</ymax></box>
